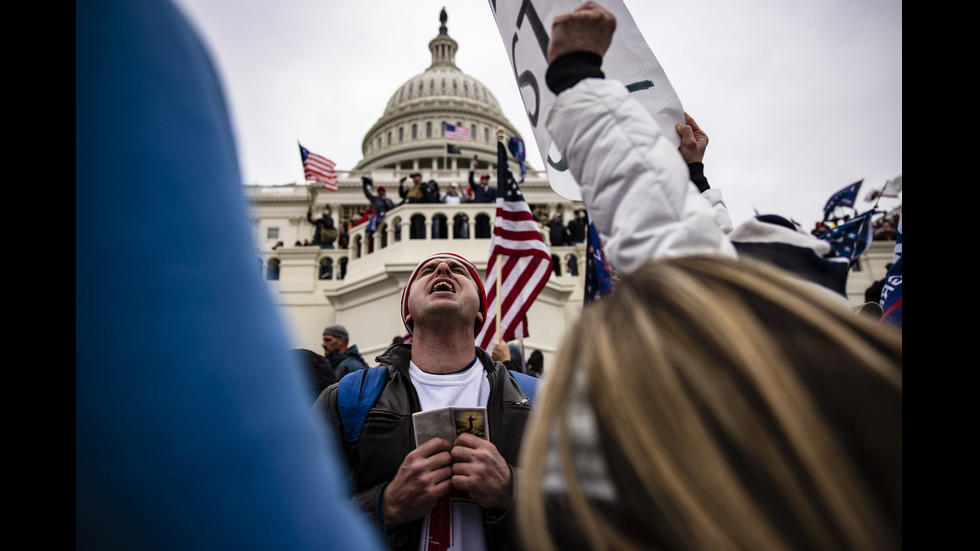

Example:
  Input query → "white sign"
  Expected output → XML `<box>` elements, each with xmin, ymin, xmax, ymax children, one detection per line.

<box><xmin>488</xmin><ymin>0</ymin><xmax>684</xmax><ymax>200</ymax></box>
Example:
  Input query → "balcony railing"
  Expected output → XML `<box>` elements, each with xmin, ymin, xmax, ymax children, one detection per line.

<box><xmin>257</xmin><ymin>202</ymin><xmax>588</xmax><ymax>284</ymax></box>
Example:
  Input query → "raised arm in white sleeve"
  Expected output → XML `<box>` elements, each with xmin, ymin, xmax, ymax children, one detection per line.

<box><xmin>546</xmin><ymin>78</ymin><xmax>737</xmax><ymax>274</ymax></box>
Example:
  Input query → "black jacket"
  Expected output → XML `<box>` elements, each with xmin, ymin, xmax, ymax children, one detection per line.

<box><xmin>567</xmin><ymin>216</ymin><xmax>587</xmax><ymax>243</ymax></box>
<box><xmin>546</xmin><ymin>217</ymin><xmax>569</xmax><ymax>246</ymax></box>
<box><xmin>315</xmin><ymin>344</ymin><xmax>532</xmax><ymax>551</ymax></box>
<box><xmin>363</xmin><ymin>179</ymin><xmax>396</xmax><ymax>214</ymax></box>
<box><xmin>306</xmin><ymin>210</ymin><xmax>336</xmax><ymax>245</ymax></box>
<box><xmin>468</xmin><ymin>170</ymin><xmax>497</xmax><ymax>203</ymax></box>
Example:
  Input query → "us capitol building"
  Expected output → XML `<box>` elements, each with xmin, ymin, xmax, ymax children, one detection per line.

<box><xmin>244</xmin><ymin>11</ymin><xmax>892</xmax><ymax>365</ymax></box>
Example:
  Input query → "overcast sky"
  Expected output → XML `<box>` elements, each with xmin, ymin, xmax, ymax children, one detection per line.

<box><xmin>171</xmin><ymin>0</ymin><xmax>902</xmax><ymax>231</ymax></box>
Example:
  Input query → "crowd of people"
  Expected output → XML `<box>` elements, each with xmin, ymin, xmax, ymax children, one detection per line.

<box><xmin>873</xmin><ymin>215</ymin><xmax>900</xmax><ymax>241</ymax></box>
<box><xmin>79</xmin><ymin>2</ymin><xmax>900</xmax><ymax>550</ymax></box>
<box><xmin>386</xmin><ymin>157</ymin><xmax>503</xmax><ymax>209</ymax></box>
<box><xmin>301</xmin><ymin>160</ymin><xmax>601</xmax><ymax>250</ymax></box>
<box><xmin>811</xmin><ymin>212</ymin><xmax>900</xmax><ymax>241</ymax></box>
<box><xmin>538</xmin><ymin>206</ymin><xmax>591</xmax><ymax>247</ymax></box>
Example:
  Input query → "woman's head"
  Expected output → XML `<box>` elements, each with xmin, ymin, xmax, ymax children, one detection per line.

<box><xmin>518</xmin><ymin>255</ymin><xmax>901</xmax><ymax>551</ymax></box>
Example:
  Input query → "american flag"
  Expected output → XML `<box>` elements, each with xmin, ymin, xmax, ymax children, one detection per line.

<box><xmin>475</xmin><ymin>140</ymin><xmax>551</xmax><ymax>351</ymax></box>
<box><xmin>444</xmin><ymin>123</ymin><xmax>471</xmax><ymax>141</ymax></box>
<box><xmin>298</xmin><ymin>143</ymin><xmax>339</xmax><ymax>191</ymax></box>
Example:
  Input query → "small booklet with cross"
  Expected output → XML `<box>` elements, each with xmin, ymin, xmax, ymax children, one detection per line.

<box><xmin>412</xmin><ymin>407</ymin><xmax>488</xmax><ymax>447</ymax></box>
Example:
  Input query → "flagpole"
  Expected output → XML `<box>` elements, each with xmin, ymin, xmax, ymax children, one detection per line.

<box><xmin>495</xmin><ymin>126</ymin><xmax>505</xmax><ymax>344</ymax></box>
<box><xmin>496</xmin><ymin>253</ymin><xmax>502</xmax><ymax>341</ymax></box>
<box><xmin>849</xmin><ymin>211</ymin><xmax>872</xmax><ymax>266</ymax></box>
<box><xmin>518</xmin><ymin>336</ymin><xmax>526</xmax><ymax>372</ymax></box>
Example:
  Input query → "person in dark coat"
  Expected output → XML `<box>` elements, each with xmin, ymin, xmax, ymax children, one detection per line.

<box><xmin>546</xmin><ymin>212</ymin><xmax>569</xmax><ymax>246</ymax></box>
<box><xmin>290</xmin><ymin>348</ymin><xmax>339</xmax><ymax>404</ymax></box>
<box><xmin>307</xmin><ymin>205</ymin><xmax>337</xmax><ymax>249</ymax></box>
<box><xmin>567</xmin><ymin>208</ymin><xmax>587</xmax><ymax>245</ymax></box>
<box><xmin>467</xmin><ymin>157</ymin><xmax>497</xmax><ymax>203</ymax></box>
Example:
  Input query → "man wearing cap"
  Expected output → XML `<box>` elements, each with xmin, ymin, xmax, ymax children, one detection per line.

<box><xmin>399</xmin><ymin>173</ymin><xmax>428</xmax><ymax>239</ymax></box>
<box><xmin>468</xmin><ymin>158</ymin><xmax>496</xmax><ymax>239</ymax></box>
<box><xmin>362</xmin><ymin>175</ymin><xmax>396</xmax><ymax>251</ymax></box>
<box><xmin>321</xmin><ymin>324</ymin><xmax>367</xmax><ymax>380</ymax></box>
<box><xmin>362</xmin><ymin>175</ymin><xmax>396</xmax><ymax>216</ymax></box>
<box><xmin>467</xmin><ymin>157</ymin><xmax>497</xmax><ymax>204</ymax></box>
<box><xmin>399</xmin><ymin>172</ymin><xmax>425</xmax><ymax>204</ymax></box>
<box><xmin>315</xmin><ymin>252</ymin><xmax>533</xmax><ymax>551</ymax></box>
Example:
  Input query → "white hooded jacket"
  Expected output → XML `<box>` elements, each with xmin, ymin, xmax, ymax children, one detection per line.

<box><xmin>546</xmin><ymin>78</ymin><xmax>736</xmax><ymax>274</ymax></box>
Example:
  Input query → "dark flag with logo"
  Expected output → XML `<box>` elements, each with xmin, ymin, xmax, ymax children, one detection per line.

<box><xmin>507</xmin><ymin>137</ymin><xmax>526</xmax><ymax>183</ymax></box>
<box><xmin>584</xmin><ymin>221</ymin><xmax>614</xmax><ymax>304</ymax></box>
<box><xmin>823</xmin><ymin>179</ymin><xmax>863</xmax><ymax>221</ymax></box>
<box><xmin>879</xmin><ymin>216</ymin><xmax>902</xmax><ymax>329</ymax></box>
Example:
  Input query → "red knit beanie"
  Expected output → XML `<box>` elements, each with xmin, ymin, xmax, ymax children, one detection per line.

<box><xmin>400</xmin><ymin>253</ymin><xmax>486</xmax><ymax>337</ymax></box>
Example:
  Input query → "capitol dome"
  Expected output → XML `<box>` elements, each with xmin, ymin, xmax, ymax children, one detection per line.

<box><xmin>354</xmin><ymin>8</ymin><xmax>527</xmax><ymax>171</ymax></box>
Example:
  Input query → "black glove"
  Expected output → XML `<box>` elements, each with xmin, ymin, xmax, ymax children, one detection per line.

<box><xmin>362</xmin><ymin>175</ymin><xmax>373</xmax><ymax>186</ymax></box>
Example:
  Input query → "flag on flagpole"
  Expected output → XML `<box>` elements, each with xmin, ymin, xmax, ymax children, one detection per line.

<box><xmin>879</xmin><ymin>215</ymin><xmax>902</xmax><ymax>328</ymax></box>
<box><xmin>817</xmin><ymin>208</ymin><xmax>876</xmax><ymax>264</ymax></box>
<box><xmin>584</xmin><ymin>221</ymin><xmax>614</xmax><ymax>304</ymax></box>
<box><xmin>508</xmin><ymin>137</ymin><xmax>526</xmax><ymax>183</ymax></box>
<box><xmin>475</xmin><ymin>139</ymin><xmax>551</xmax><ymax>351</ymax></box>
<box><xmin>881</xmin><ymin>174</ymin><xmax>902</xmax><ymax>197</ymax></box>
<box><xmin>298</xmin><ymin>143</ymin><xmax>339</xmax><ymax>191</ymax></box>
<box><xmin>863</xmin><ymin>174</ymin><xmax>903</xmax><ymax>202</ymax></box>
<box><xmin>823</xmin><ymin>179</ymin><xmax>863</xmax><ymax>221</ymax></box>
<box><xmin>444</xmin><ymin>123</ymin><xmax>471</xmax><ymax>141</ymax></box>
<box><xmin>446</xmin><ymin>143</ymin><xmax>461</xmax><ymax>155</ymax></box>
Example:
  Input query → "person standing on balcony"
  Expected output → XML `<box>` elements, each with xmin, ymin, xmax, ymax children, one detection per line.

<box><xmin>307</xmin><ymin>204</ymin><xmax>338</xmax><ymax>249</ymax></box>
<box><xmin>442</xmin><ymin>181</ymin><xmax>464</xmax><ymax>205</ymax></box>
<box><xmin>399</xmin><ymin>173</ymin><xmax>425</xmax><ymax>204</ymax></box>
<box><xmin>400</xmin><ymin>173</ymin><xmax>429</xmax><ymax>240</ymax></box>
<box><xmin>546</xmin><ymin>210</ymin><xmax>569</xmax><ymax>247</ymax></box>
<box><xmin>468</xmin><ymin>157</ymin><xmax>497</xmax><ymax>203</ymax></box>
<box><xmin>362</xmin><ymin>175</ymin><xmax>396</xmax><ymax>251</ymax></box>
<box><xmin>566</xmin><ymin>208</ymin><xmax>587</xmax><ymax>246</ymax></box>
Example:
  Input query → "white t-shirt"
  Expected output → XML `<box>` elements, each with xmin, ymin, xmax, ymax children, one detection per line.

<box><xmin>409</xmin><ymin>359</ymin><xmax>490</xmax><ymax>551</ymax></box>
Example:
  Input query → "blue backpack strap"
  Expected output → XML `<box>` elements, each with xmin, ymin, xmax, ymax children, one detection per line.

<box><xmin>337</xmin><ymin>366</ymin><xmax>388</xmax><ymax>442</ymax></box>
<box><xmin>509</xmin><ymin>370</ymin><xmax>539</xmax><ymax>407</ymax></box>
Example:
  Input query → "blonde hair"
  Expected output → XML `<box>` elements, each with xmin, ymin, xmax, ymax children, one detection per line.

<box><xmin>518</xmin><ymin>255</ymin><xmax>901</xmax><ymax>551</ymax></box>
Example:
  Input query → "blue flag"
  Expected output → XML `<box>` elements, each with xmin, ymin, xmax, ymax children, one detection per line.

<box><xmin>879</xmin><ymin>216</ymin><xmax>902</xmax><ymax>329</ymax></box>
<box><xmin>584</xmin><ymin>221</ymin><xmax>614</xmax><ymax>304</ymax></box>
<box><xmin>366</xmin><ymin>210</ymin><xmax>386</xmax><ymax>233</ymax></box>
<box><xmin>823</xmin><ymin>179</ymin><xmax>863</xmax><ymax>221</ymax></box>
<box><xmin>818</xmin><ymin>209</ymin><xmax>876</xmax><ymax>264</ymax></box>
<box><xmin>508</xmin><ymin>137</ymin><xmax>526</xmax><ymax>183</ymax></box>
